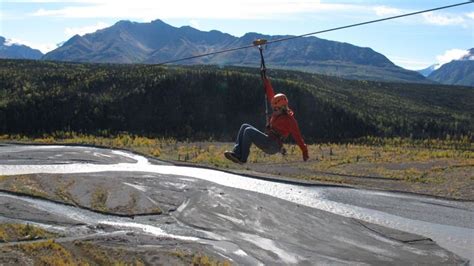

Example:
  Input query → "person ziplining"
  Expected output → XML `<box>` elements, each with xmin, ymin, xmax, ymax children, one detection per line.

<box><xmin>224</xmin><ymin>39</ymin><xmax>309</xmax><ymax>164</ymax></box>
<box><xmin>156</xmin><ymin>2</ymin><xmax>473</xmax><ymax>164</ymax></box>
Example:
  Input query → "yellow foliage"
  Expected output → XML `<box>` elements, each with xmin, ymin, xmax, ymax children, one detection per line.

<box><xmin>0</xmin><ymin>228</ymin><xmax>8</xmax><ymax>242</ymax></box>
<box><xmin>1</xmin><ymin>133</ymin><xmax>472</xmax><ymax>188</ymax></box>
<box><xmin>150</xmin><ymin>148</ymin><xmax>161</xmax><ymax>157</ymax></box>
<box><xmin>16</xmin><ymin>240</ymin><xmax>76</xmax><ymax>264</ymax></box>
<box><xmin>192</xmin><ymin>253</ymin><xmax>232</xmax><ymax>266</ymax></box>
<box><xmin>91</xmin><ymin>187</ymin><xmax>108</xmax><ymax>212</ymax></box>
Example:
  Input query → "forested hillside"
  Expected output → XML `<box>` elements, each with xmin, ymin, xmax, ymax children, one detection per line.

<box><xmin>0</xmin><ymin>59</ymin><xmax>472</xmax><ymax>141</ymax></box>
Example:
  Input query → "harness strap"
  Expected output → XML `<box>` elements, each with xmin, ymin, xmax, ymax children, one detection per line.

<box><xmin>258</xmin><ymin>47</ymin><xmax>270</xmax><ymax>125</ymax></box>
<box><xmin>268</xmin><ymin>129</ymin><xmax>285</xmax><ymax>143</ymax></box>
<box><xmin>258</xmin><ymin>46</ymin><xmax>267</xmax><ymax>79</ymax></box>
<box><xmin>254</xmin><ymin>39</ymin><xmax>270</xmax><ymax>125</ymax></box>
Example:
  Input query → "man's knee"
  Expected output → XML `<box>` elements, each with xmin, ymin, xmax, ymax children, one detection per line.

<box><xmin>243</xmin><ymin>129</ymin><xmax>258</xmax><ymax>147</ymax></box>
<box><xmin>243</xmin><ymin>127</ymin><xmax>256</xmax><ymax>138</ymax></box>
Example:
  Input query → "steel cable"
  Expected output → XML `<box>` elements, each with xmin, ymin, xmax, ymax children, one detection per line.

<box><xmin>154</xmin><ymin>1</ymin><xmax>473</xmax><ymax>65</ymax></box>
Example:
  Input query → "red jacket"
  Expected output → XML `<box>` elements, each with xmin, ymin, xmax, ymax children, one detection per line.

<box><xmin>264</xmin><ymin>78</ymin><xmax>308</xmax><ymax>156</ymax></box>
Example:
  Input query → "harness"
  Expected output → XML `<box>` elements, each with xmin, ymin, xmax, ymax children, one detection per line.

<box><xmin>268</xmin><ymin>129</ymin><xmax>285</xmax><ymax>144</ymax></box>
<box><xmin>266</xmin><ymin>114</ymin><xmax>288</xmax><ymax>145</ymax></box>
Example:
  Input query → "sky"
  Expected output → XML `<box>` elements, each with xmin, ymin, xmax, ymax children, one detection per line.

<box><xmin>0</xmin><ymin>0</ymin><xmax>473</xmax><ymax>70</ymax></box>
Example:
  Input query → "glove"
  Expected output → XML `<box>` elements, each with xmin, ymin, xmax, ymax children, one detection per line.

<box><xmin>280</xmin><ymin>146</ymin><xmax>287</xmax><ymax>155</ymax></box>
<box><xmin>302</xmin><ymin>145</ymin><xmax>309</xmax><ymax>162</ymax></box>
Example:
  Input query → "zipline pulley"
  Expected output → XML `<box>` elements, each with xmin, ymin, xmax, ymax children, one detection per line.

<box><xmin>253</xmin><ymin>39</ymin><xmax>268</xmax><ymax>79</ymax></box>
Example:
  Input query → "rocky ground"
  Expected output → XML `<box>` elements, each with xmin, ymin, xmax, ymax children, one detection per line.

<box><xmin>0</xmin><ymin>144</ymin><xmax>472</xmax><ymax>265</ymax></box>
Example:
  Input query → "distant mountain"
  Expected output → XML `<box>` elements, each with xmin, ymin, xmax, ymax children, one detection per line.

<box><xmin>459</xmin><ymin>48</ymin><xmax>474</xmax><ymax>60</ymax></box>
<box><xmin>427</xmin><ymin>48</ymin><xmax>474</xmax><ymax>87</ymax></box>
<box><xmin>43</xmin><ymin>20</ymin><xmax>427</xmax><ymax>83</ymax></box>
<box><xmin>428</xmin><ymin>61</ymin><xmax>474</xmax><ymax>87</ymax></box>
<box><xmin>0</xmin><ymin>36</ymin><xmax>43</xmax><ymax>59</ymax></box>
<box><xmin>418</xmin><ymin>64</ymin><xmax>439</xmax><ymax>77</ymax></box>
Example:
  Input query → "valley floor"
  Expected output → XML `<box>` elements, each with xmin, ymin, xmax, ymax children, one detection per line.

<box><xmin>0</xmin><ymin>143</ymin><xmax>471</xmax><ymax>264</ymax></box>
<box><xmin>2</xmin><ymin>134</ymin><xmax>472</xmax><ymax>201</ymax></box>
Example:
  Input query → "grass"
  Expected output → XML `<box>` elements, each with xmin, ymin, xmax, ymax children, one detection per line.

<box><xmin>15</xmin><ymin>239</ymin><xmax>82</xmax><ymax>265</ymax></box>
<box><xmin>72</xmin><ymin>241</ymin><xmax>145</xmax><ymax>265</ymax></box>
<box><xmin>0</xmin><ymin>175</ymin><xmax>49</xmax><ymax>198</ymax></box>
<box><xmin>1</xmin><ymin>238</ymin><xmax>231</xmax><ymax>265</ymax></box>
<box><xmin>54</xmin><ymin>179</ymin><xmax>77</xmax><ymax>205</ymax></box>
<box><xmin>0</xmin><ymin>223</ymin><xmax>58</xmax><ymax>243</ymax></box>
<box><xmin>192</xmin><ymin>252</ymin><xmax>232</xmax><ymax>266</ymax></box>
<box><xmin>91</xmin><ymin>187</ymin><xmax>108</xmax><ymax>212</ymax></box>
<box><xmin>1</xmin><ymin>239</ymin><xmax>145</xmax><ymax>265</ymax></box>
<box><xmin>171</xmin><ymin>249</ymin><xmax>232</xmax><ymax>266</ymax></box>
<box><xmin>0</xmin><ymin>174</ymin><xmax>164</xmax><ymax>215</ymax></box>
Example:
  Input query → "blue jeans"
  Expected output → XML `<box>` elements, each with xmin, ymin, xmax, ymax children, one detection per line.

<box><xmin>232</xmin><ymin>123</ymin><xmax>281</xmax><ymax>162</ymax></box>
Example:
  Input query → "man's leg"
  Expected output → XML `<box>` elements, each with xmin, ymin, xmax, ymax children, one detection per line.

<box><xmin>232</xmin><ymin>123</ymin><xmax>253</xmax><ymax>159</ymax></box>
<box><xmin>240</xmin><ymin>127</ymin><xmax>280</xmax><ymax>162</ymax></box>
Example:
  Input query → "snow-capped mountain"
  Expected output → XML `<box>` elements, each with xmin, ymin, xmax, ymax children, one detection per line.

<box><xmin>426</xmin><ymin>48</ymin><xmax>474</xmax><ymax>87</ymax></box>
<box><xmin>0</xmin><ymin>36</ymin><xmax>43</xmax><ymax>59</ymax></box>
<box><xmin>418</xmin><ymin>64</ymin><xmax>440</xmax><ymax>77</ymax></box>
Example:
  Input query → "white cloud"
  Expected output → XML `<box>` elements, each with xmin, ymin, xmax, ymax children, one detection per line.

<box><xmin>373</xmin><ymin>6</ymin><xmax>403</xmax><ymax>17</ymax></box>
<box><xmin>30</xmin><ymin>0</ymin><xmax>362</xmax><ymax>20</ymax></box>
<box><xmin>387</xmin><ymin>56</ymin><xmax>433</xmax><ymax>70</ymax></box>
<box><xmin>436</xmin><ymin>49</ymin><xmax>470</xmax><ymax>66</ymax></box>
<box><xmin>4</xmin><ymin>39</ymin><xmax>19</xmax><ymax>47</ymax></box>
<box><xmin>371</xmin><ymin>6</ymin><xmax>472</xmax><ymax>27</ymax></box>
<box><xmin>189</xmin><ymin>20</ymin><xmax>201</xmax><ymax>30</ymax></box>
<box><xmin>64</xmin><ymin>22</ymin><xmax>110</xmax><ymax>38</ymax></box>
<box><xmin>3</xmin><ymin>37</ymin><xmax>55</xmax><ymax>53</ymax></box>
<box><xmin>0</xmin><ymin>9</ymin><xmax>21</xmax><ymax>21</ymax></box>
<box><xmin>422</xmin><ymin>12</ymin><xmax>465</xmax><ymax>26</ymax></box>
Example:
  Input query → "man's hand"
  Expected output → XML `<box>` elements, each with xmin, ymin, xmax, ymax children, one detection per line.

<box><xmin>302</xmin><ymin>146</ymin><xmax>309</xmax><ymax>162</ymax></box>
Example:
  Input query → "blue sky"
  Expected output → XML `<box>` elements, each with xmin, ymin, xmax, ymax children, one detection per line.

<box><xmin>1</xmin><ymin>0</ymin><xmax>473</xmax><ymax>70</ymax></box>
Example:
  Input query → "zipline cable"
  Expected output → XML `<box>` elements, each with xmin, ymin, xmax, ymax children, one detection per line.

<box><xmin>154</xmin><ymin>1</ymin><xmax>473</xmax><ymax>65</ymax></box>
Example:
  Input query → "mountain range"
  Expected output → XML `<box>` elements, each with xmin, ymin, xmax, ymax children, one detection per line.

<box><xmin>41</xmin><ymin>19</ymin><xmax>427</xmax><ymax>83</ymax></box>
<box><xmin>1</xmin><ymin>19</ymin><xmax>471</xmax><ymax>86</ymax></box>
<box><xmin>0</xmin><ymin>36</ymin><xmax>43</xmax><ymax>60</ymax></box>
<box><xmin>418</xmin><ymin>48</ymin><xmax>474</xmax><ymax>87</ymax></box>
<box><xmin>428</xmin><ymin>60</ymin><xmax>474</xmax><ymax>87</ymax></box>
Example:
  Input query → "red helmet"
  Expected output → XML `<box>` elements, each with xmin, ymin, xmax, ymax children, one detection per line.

<box><xmin>271</xmin><ymin>93</ymin><xmax>288</xmax><ymax>108</ymax></box>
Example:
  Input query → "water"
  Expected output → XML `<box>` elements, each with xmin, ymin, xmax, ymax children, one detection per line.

<box><xmin>1</xmin><ymin>145</ymin><xmax>472</xmax><ymax>262</ymax></box>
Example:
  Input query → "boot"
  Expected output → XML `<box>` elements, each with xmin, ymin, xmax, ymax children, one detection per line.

<box><xmin>224</xmin><ymin>151</ymin><xmax>244</xmax><ymax>164</ymax></box>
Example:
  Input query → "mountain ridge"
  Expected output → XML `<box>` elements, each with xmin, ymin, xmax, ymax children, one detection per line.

<box><xmin>428</xmin><ymin>60</ymin><xmax>474</xmax><ymax>87</ymax></box>
<box><xmin>0</xmin><ymin>36</ymin><xmax>43</xmax><ymax>59</ymax></box>
<box><xmin>423</xmin><ymin>48</ymin><xmax>474</xmax><ymax>86</ymax></box>
<box><xmin>43</xmin><ymin>19</ymin><xmax>427</xmax><ymax>83</ymax></box>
